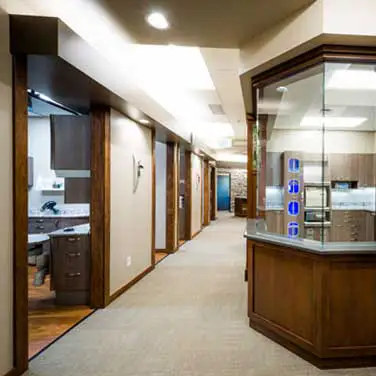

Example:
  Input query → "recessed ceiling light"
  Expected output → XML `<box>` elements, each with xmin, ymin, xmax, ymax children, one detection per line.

<box><xmin>276</xmin><ymin>86</ymin><xmax>288</xmax><ymax>93</ymax></box>
<box><xmin>140</xmin><ymin>119</ymin><xmax>150</xmax><ymax>125</ymax></box>
<box><xmin>146</xmin><ymin>12</ymin><xmax>169</xmax><ymax>30</ymax></box>
<box><xmin>300</xmin><ymin>116</ymin><xmax>367</xmax><ymax>128</ymax></box>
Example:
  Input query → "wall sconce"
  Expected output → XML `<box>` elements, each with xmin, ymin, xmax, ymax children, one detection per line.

<box><xmin>133</xmin><ymin>155</ymin><xmax>144</xmax><ymax>193</ymax></box>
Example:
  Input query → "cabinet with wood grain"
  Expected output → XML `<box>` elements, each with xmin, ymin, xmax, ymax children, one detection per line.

<box><xmin>50</xmin><ymin>115</ymin><xmax>91</xmax><ymax>170</ymax></box>
<box><xmin>51</xmin><ymin>234</ymin><xmax>90</xmax><ymax>305</ymax></box>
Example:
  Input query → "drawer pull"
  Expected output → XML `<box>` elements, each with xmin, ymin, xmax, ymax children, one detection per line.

<box><xmin>66</xmin><ymin>272</ymin><xmax>81</xmax><ymax>278</ymax></box>
<box><xmin>37</xmin><ymin>225</ymin><xmax>45</xmax><ymax>230</ymax></box>
<box><xmin>36</xmin><ymin>219</ymin><xmax>44</xmax><ymax>223</ymax></box>
<box><xmin>68</xmin><ymin>237</ymin><xmax>80</xmax><ymax>242</ymax></box>
<box><xmin>67</xmin><ymin>252</ymin><xmax>81</xmax><ymax>258</ymax></box>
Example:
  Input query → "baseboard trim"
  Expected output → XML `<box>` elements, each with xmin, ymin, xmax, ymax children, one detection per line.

<box><xmin>191</xmin><ymin>229</ymin><xmax>202</xmax><ymax>239</ymax></box>
<box><xmin>109</xmin><ymin>265</ymin><xmax>154</xmax><ymax>303</ymax></box>
<box><xmin>5</xmin><ymin>368</ymin><xmax>19</xmax><ymax>376</ymax></box>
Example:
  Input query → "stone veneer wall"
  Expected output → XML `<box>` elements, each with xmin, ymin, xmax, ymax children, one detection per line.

<box><xmin>217</xmin><ymin>168</ymin><xmax>247</xmax><ymax>212</ymax></box>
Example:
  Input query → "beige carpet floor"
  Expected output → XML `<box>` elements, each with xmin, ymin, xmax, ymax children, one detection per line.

<box><xmin>27</xmin><ymin>213</ymin><xmax>376</xmax><ymax>376</ymax></box>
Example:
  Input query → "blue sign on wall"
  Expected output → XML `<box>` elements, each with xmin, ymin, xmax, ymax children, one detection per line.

<box><xmin>288</xmin><ymin>222</ymin><xmax>299</xmax><ymax>238</ymax></box>
<box><xmin>288</xmin><ymin>158</ymin><xmax>300</xmax><ymax>173</ymax></box>
<box><xmin>288</xmin><ymin>179</ymin><xmax>300</xmax><ymax>194</ymax></box>
<box><xmin>288</xmin><ymin>201</ymin><xmax>299</xmax><ymax>216</ymax></box>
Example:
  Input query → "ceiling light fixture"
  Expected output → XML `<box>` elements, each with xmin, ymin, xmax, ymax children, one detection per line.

<box><xmin>139</xmin><ymin>119</ymin><xmax>150</xmax><ymax>125</ymax></box>
<box><xmin>276</xmin><ymin>86</ymin><xmax>288</xmax><ymax>93</ymax></box>
<box><xmin>300</xmin><ymin>116</ymin><xmax>367</xmax><ymax>128</ymax></box>
<box><xmin>327</xmin><ymin>70</ymin><xmax>376</xmax><ymax>90</ymax></box>
<box><xmin>146</xmin><ymin>12</ymin><xmax>169</xmax><ymax>30</ymax></box>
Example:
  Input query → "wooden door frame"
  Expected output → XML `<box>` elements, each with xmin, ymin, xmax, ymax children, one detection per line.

<box><xmin>13</xmin><ymin>56</ymin><xmax>110</xmax><ymax>375</ymax></box>
<box><xmin>184</xmin><ymin>150</ymin><xmax>192</xmax><ymax>240</ymax></box>
<box><xmin>210</xmin><ymin>166</ymin><xmax>217</xmax><ymax>220</ymax></box>
<box><xmin>165</xmin><ymin>142</ymin><xmax>178</xmax><ymax>252</ymax></box>
<box><xmin>203</xmin><ymin>160</ymin><xmax>210</xmax><ymax>226</ymax></box>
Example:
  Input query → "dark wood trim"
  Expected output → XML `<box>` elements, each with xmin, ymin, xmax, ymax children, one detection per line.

<box><xmin>203</xmin><ymin>160</ymin><xmax>210</xmax><ymax>226</ymax></box>
<box><xmin>247</xmin><ymin>117</ymin><xmax>257</xmax><ymax>219</ymax></box>
<box><xmin>155</xmin><ymin>249</ymin><xmax>167</xmax><ymax>253</ymax></box>
<box><xmin>192</xmin><ymin>229</ymin><xmax>202</xmax><ymax>239</ymax></box>
<box><xmin>5</xmin><ymin>368</ymin><xmax>17</xmax><ymax>376</ymax></box>
<box><xmin>185</xmin><ymin>150</ymin><xmax>192</xmax><ymax>240</ymax></box>
<box><xmin>90</xmin><ymin>106</ymin><xmax>111</xmax><ymax>308</ymax></box>
<box><xmin>13</xmin><ymin>54</ymin><xmax>28</xmax><ymax>376</ymax></box>
<box><xmin>166</xmin><ymin>142</ymin><xmax>178</xmax><ymax>252</ymax></box>
<box><xmin>151</xmin><ymin>129</ymin><xmax>156</xmax><ymax>266</ymax></box>
<box><xmin>210</xmin><ymin>166</ymin><xmax>217</xmax><ymax>221</ymax></box>
<box><xmin>109</xmin><ymin>265</ymin><xmax>154</xmax><ymax>303</ymax></box>
<box><xmin>250</xmin><ymin>45</ymin><xmax>376</xmax><ymax>114</ymax></box>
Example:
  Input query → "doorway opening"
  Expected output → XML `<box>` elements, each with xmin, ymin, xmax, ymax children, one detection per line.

<box><xmin>27</xmin><ymin>93</ymin><xmax>94</xmax><ymax>358</ymax></box>
<box><xmin>217</xmin><ymin>173</ymin><xmax>231</xmax><ymax>211</ymax></box>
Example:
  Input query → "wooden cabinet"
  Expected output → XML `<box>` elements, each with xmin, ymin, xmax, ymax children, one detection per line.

<box><xmin>357</xmin><ymin>154</ymin><xmax>374</xmax><ymax>187</ymax></box>
<box><xmin>265</xmin><ymin>210</ymin><xmax>284</xmax><ymax>235</ymax></box>
<box><xmin>65</xmin><ymin>178</ymin><xmax>91</xmax><ymax>203</ymax></box>
<box><xmin>51</xmin><ymin>235</ymin><xmax>90</xmax><ymax>305</ymax></box>
<box><xmin>50</xmin><ymin>115</ymin><xmax>91</xmax><ymax>170</ymax></box>
<box><xmin>329</xmin><ymin>154</ymin><xmax>374</xmax><ymax>186</ymax></box>
<box><xmin>331</xmin><ymin>210</ymin><xmax>374</xmax><ymax>242</ymax></box>
<box><xmin>28</xmin><ymin>217</ymin><xmax>88</xmax><ymax>234</ymax></box>
<box><xmin>266</xmin><ymin>152</ymin><xmax>282</xmax><ymax>186</ymax></box>
<box><xmin>234</xmin><ymin>197</ymin><xmax>247</xmax><ymax>217</ymax></box>
<box><xmin>305</xmin><ymin>227</ymin><xmax>329</xmax><ymax>242</ymax></box>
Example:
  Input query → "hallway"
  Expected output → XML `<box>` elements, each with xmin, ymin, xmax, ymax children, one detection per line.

<box><xmin>27</xmin><ymin>214</ymin><xmax>375</xmax><ymax>376</ymax></box>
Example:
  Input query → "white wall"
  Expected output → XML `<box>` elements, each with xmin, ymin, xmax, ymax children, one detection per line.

<box><xmin>323</xmin><ymin>0</ymin><xmax>376</xmax><ymax>37</ymax></box>
<box><xmin>155</xmin><ymin>142</ymin><xmax>166</xmax><ymax>250</ymax></box>
<box><xmin>0</xmin><ymin>8</ymin><xmax>13</xmax><ymax>376</ymax></box>
<box><xmin>267</xmin><ymin>130</ymin><xmax>376</xmax><ymax>154</ymax></box>
<box><xmin>110</xmin><ymin>109</ymin><xmax>152</xmax><ymax>295</ymax></box>
<box><xmin>191</xmin><ymin>154</ymin><xmax>202</xmax><ymax>236</ymax></box>
<box><xmin>28</xmin><ymin>117</ymin><xmax>65</xmax><ymax>209</ymax></box>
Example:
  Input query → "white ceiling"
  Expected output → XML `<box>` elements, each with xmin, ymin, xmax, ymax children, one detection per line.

<box><xmin>2</xmin><ymin>0</ymin><xmax>315</xmax><ymax>160</ymax></box>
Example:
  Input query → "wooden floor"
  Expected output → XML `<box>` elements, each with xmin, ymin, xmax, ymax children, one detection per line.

<box><xmin>28</xmin><ymin>266</ymin><xmax>93</xmax><ymax>358</ymax></box>
<box><xmin>155</xmin><ymin>252</ymin><xmax>169</xmax><ymax>264</ymax></box>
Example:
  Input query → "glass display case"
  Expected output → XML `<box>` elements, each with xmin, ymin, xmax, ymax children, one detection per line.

<box><xmin>255</xmin><ymin>61</ymin><xmax>376</xmax><ymax>245</ymax></box>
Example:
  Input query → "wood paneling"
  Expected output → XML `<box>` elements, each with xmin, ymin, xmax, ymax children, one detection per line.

<box><xmin>210</xmin><ymin>166</ymin><xmax>216</xmax><ymax>221</ymax></box>
<box><xmin>203</xmin><ymin>160</ymin><xmax>210</xmax><ymax>226</ymax></box>
<box><xmin>90</xmin><ymin>106</ymin><xmax>111</xmax><ymax>308</ymax></box>
<box><xmin>253</xmin><ymin>245</ymin><xmax>315</xmax><ymax>346</ymax></box>
<box><xmin>152</xmin><ymin>129</ymin><xmax>156</xmax><ymax>265</ymax></box>
<box><xmin>50</xmin><ymin>115</ymin><xmax>91</xmax><ymax>170</ymax></box>
<box><xmin>327</xmin><ymin>261</ymin><xmax>376</xmax><ymax>349</ymax></box>
<box><xmin>13</xmin><ymin>54</ymin><xmax>29</xmax><ymax>375</ymax></box>
<box><xmin>166</xmin><ymin>142</ymin><xmax>178</xmax><ymax>252</ymax></box>
<box><xmin>65</xmin><ymin>178</ymin><xmax>91</xmax><ymax>204</ymax></box>
<box><xmin>185</xmin><ymin>150</ymin><xmax>192</xmax><ymax>240</ymax></box>
<box><xmin>248</xmin><ymin>239</ymin><xmax>376</xmax><ymax>368</ymax></box>
<box><xmin>247</xmin><ymin>115</ymin><xmax>256</xmax><ymax>219</ymax></box>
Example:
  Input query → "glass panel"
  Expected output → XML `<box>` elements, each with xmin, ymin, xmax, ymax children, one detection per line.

<box><xmin>255</xmin><ymin>64</ymin><xmax>326</xmax><ymax>245</ymax></box>
<box><xmin>324</xmin><ymin>62</ymin><xmax>376</xmax><ymax>243</ymax></box>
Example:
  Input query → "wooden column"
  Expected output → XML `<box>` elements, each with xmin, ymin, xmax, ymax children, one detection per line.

<box><xmin>166</xmin><ymin>142</ymin><xmax>178</xmax><ymax>252</ymax></box>
<box><xmin>185</xmin><ymin>150</ymin><xmax>192</xmax><ymax>240</ymax></box>
<box><xmin>203</xmin><ymin>160</ymin><xmax>210</xmax><ymax>226</ymax></box>
<box><xmin>90</xmin><ymin>106</ymin><xmax>111</xmax><ymax>308</ymax></box>
<box><xmin>13</xmin><ymin>54</ymin><xmax>29</xmax><ymax>376</ymax></box>
<box><xmin>210</xmin><ymin>165</ymin><xmax>217</xmax><ymax>220</ymax></box>
<box><xmin>247</xmin><ymin>115</ymin><xmax>257</xmax><ymax>219</ymax></box>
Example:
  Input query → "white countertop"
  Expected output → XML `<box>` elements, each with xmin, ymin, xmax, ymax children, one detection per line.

<box><xmin>28</xmin><ymin>234</ymin><xmax>50</xmax><ymax>245</ymax></box>
<box><xmin>29</xmin><ymin>204</ymin><xmax>90</xmax><ymax>218</ymax></box>
<box><xmin>48</xmin><ymin>223</ymin><xmax>90</xmax><ymax>237</ymax></box>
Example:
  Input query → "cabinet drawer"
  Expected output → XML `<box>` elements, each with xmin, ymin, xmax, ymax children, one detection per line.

<box><xmin>51</xmin><ymin>236</ymin><xmax>90</xmax><ymax>291</ymax></box>
<box><xmin>53</xmin><ymin>269</ymin><xmax>89</xmax><ymax>291</ymax></box>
